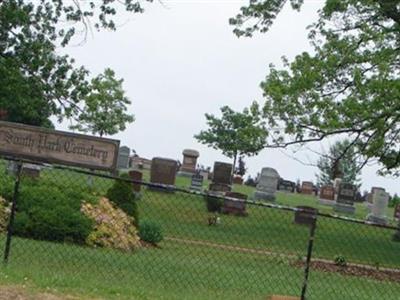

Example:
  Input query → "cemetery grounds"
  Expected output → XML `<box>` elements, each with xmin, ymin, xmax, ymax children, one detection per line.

<box><xmin>0</xmin><ymin>160</ymin><xmax>399</xmax><ymax>299</ymax></box>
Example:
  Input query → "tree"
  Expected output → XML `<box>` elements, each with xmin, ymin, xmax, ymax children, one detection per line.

<box><xmin>195</xmin><ymin>103</ymin><xmax>267</xmax><ymax>175</ymax></box>
<box><xmin>230</xmin><ymin>0</ymin><xmax>400</xmax><ymax>176</ymax></box>
<box><xmin>70</xmin><ymin>68</ymin><xmax>134</xmax><ymax>137</ymax></box>
<box><xmin>316</xmin><ymin>139</ymin><xmax>362</xmax><ymax>187</ymax></box>
<box><xmin>235</xmin><ymin>156</ymin><xmax>247</xmax><ymax>176</ymax></box>
<box><xmin>0</xmin><ymin>0</ymin><xmax>152</xmax><ymax>127</ymax></box>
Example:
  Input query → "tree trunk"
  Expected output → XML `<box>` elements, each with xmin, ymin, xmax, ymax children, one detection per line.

<box><xmin>231</xmin><ymin>153</ymin><xmax>238</xmax><ymax>181</ymax></box>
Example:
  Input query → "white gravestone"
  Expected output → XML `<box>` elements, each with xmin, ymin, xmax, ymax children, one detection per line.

<box><xmin>366</xmin><ymin>190</ymin><xmax>389</xmax><ymax>225</ymax></box>
<box><xmin>117</xmin><ymin>146</ymin><xmax>130</xmax><ymax>170</ymax></box>
<box><xmin>253</xmin><ymin>167</ymin><xmax>279</xmax><ymax>202</ymax></box>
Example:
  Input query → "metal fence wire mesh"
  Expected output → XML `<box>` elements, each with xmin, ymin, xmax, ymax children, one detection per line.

<box><xmin>0</xmin><ymin>158</ymin><xmax>399</xmax><ymax>299</ymax></box>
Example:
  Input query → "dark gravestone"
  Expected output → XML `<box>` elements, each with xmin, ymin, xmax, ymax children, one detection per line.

<box><xmin>209</xmin><ymin>183</ymin><xmax>231</xmax><ymax>193</ymax></box>
<box><xmin>394</xmin><ymin>204</ymin><xmax>400</xmax><ymax>220</ymax></box>
<box><xmin>190</xmin><ymin>174</ymin><xmax>204</xmax><ymax>191</ymax></box>
<box><xmin>128</xmin><ymin>170</ymin><xmax>143</xmax><ymax>193</ymax></box>
<box><xmin>150</xmin><ymin>157</ymin><xmax>177</xmax><ymax>186</ymax></box>
<box><xmin>318</xmin><ymin>185</ymin><xmax>335</xmax><ymax>206</ymax></box>
<box><xmin>278</xmin><ymin>180</ymin><xmax>295</xmax><ymax>193</ymax></box>
<box><xmin>222</xmin><ymin>192</ymin><xmax>248</xmax><ymax>216</ymax></box>
<box><xmin>301</xmin><ymin>182</ymin><xmax>314</xmax><ymax>195</ymax></box>
<box><xmin>294</xmin><ymin>206</ymin><xmax>318</xmax><ymax>226</ymax></box>
<box><xmin>334</xmin><ymin>183</ymin><xmax>356</xmax><ymax>214</ymax></box>
<box><xmin>212</xmin><ymin>162</ymin><xmax>232</xmax><ymax>185</ymax></box>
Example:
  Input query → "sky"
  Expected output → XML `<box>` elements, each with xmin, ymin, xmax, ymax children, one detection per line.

<box><xmin>58</xmin><ymin>0</ymin><xmax>399</xmax><ymax>195</ymax></box>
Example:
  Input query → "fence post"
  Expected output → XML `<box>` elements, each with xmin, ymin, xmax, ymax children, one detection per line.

<box><xmin>300</xmin><ymin>215</ymin><xmax>317</xmax><ymax>300</ymax></box>
<box><xmin>3</xmin><ymin>161</ymin><xmax>23</xmax><ymax>264</ymax></box>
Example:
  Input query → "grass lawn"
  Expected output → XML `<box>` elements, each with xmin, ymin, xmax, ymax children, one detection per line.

<box><xmin>0</xmin><ymin>235</ymin><xmax>399</xmax><ymax>300</ymax></box>
<box><xmin>1</xmin><ymin>162</ymin><xmax>399</xmax><ymax>299</ymax></box>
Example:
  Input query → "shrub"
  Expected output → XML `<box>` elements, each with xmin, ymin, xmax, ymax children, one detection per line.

<box><xmin>205</xmin><ymin>195</ymin><xmax>223</xmax><ymax>213</ymax></box>
<box><xmin>0</xmin><ymin>197</ymin><xmax>10</xmax><ymax>232</ymax></box>
<box><xmin>392</xmin><ymin>229</ymin><xmax>400</xmax><ymax>242</ymax></box>
<box><xmin>107</xmin><ymin>174</ymin><xmax>139</xmax><ymax>225</ymax></box>
<box><xmin>139</xmin><ymin>220</ymin><xmax>163</xmax><ymax>245</ymax></box>
<box><xmin>13</xmin><ymin>184</ymin><xmax>93</xmax><ymax>244</ymax></box>
<box><xmin>82</xmin><ymin>197</ymin><xmax>140</xmax><ymax>251</ymax></box>
<box><xmin>334</xmin><ymin>255</ymin><xmax>347</xmax><ymax>267</ymax></box>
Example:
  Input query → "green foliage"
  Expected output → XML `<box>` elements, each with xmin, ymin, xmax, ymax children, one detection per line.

<box><xmin>231</xmin><ymin>0</ymin><xmax>400</xmax><ymax>176</ymax></box>
<box><xmin>0</xmin><ymin>0</ymin><xmax>151</xmax><ymax>126</ymax></box>
<box><xmin>316</xmin><ymin>139</ymin><xmax>361</xmax><ymax>186</ymax></box>
<box><xmin>389</xmin><ymin>194</ymin><xmax>400</xmax><ymax>208</ymax></box>
<box><xmin>195</xmin><ymin>103</ymin><xmax>267</xmax><ymax>170</ymax></box>
<box><xmin>205</xmin><ymin>195</ymin><xmax>223</xmax><ymax>213</ymax></box>
<box><xmin>334</xmin><ymin>255</ymin><xmax>347</xmax><ymax>267</ymax></box>
<box><xmin>69</xmin><ymin>68</ymin><xmax>134</xmax><ymax>137</ymax></box>
<box><xmin>106</xmin><ymin>174</ymin><xmax>139</xmax><ymax>225</ymax></box>
<box><xmin>139</xmin><ymin>220</ymin><xmax>163</xmax><ymax>245</ymax></box>
<box><xmin>14</xmin><ymin>183</ymin><xmax>93</xmax><ymax>243</ymax></box>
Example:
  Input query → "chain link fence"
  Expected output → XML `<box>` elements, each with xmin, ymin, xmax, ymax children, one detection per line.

<box><xmin>0</xmin><ymin>157</ymin><xmax>399</xmax><ymax>299</ymax></box>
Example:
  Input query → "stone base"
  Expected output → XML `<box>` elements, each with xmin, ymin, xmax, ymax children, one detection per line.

<box><xmin>318</xmin><ymin>199</ymin><xmax>335</xmax><ymax>206</ymax></box>
<box><xmin>253</xmin><ymin>191</ymin><xmax>276</xmax><ymax>203</ymax></box>
<box><xmin>366</xmin><ymin>214</ymin><xmax>388</xmax><ymax>225</ymax></box>
<box><xmin>333</xmin><ymin>203</ymin><xmax>355</xmax><ymax>214</ymax></box>
<box><xmin>177</xmin><ymin>171</ymin><xmax>195</xmax><ymax>178</ymax></box>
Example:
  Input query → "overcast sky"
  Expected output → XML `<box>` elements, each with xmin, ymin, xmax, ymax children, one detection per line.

<box><xmin>59</xmin><ymin>0</ymin><xmax>399</xmax><ymax>195</ymax></box>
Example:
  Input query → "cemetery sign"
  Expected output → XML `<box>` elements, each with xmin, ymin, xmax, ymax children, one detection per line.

<box><xmin>0</xmin><ymin>121</ymin><xmax>119</xmax><ymax>171</ymax></box>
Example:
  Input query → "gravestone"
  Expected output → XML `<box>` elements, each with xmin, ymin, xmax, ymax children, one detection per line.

<box><xmin>366</xmin><ymin>187</ymin><xmax>385</xmax><ymax>210</ymax></box>
<box><xmin>150</xmin><ymin>157</ymin><xmax>178</xmax><ymax>187</ymax></box>
<box><xmin>394</xmin><ymin>204</ymin><xmax>400</xmax><ymax>220</ymax></box>
<box><xmin>253</xmin><ymin>167</ymin><xmax>280</xmax><ymax>202</ymax></box>
<box><xmin>334</xmin><ymin>183</ymin><xmax>356</xmax><ymax>214</ymax></box>
<box><xmin>21</xmin><ymin>163</ymin><xmax>41</xmax><ymax>179</ymax></box>
<box><xmin>318</xmin><ymin>185</ymin><xmax>335</xmax><ymax>206</ymax></box>
<box><xmin>128</xmin><ymin>170</ymin><xmax>143</xmax><ymax>193</ymax></box>
<box><xmin>212</xmin><ymin>162</ymin><xmax>232</xmax><ymax>185</ymax></box>
<box><xmin>117</xmin><ymin>146</ymin><xmax>130</xmax><ymax>169</ymax></box>
<box><xmin>366</xmin><ymin>190</ymin><xmax>389</xmax><ymax>225</ymax></box>
<box><xmin>190</xmin><ymin>173</ymin><xmax>204</xmax><ymax>191</ymax></box>
<box><xmin>178</xmin><ymin>149</ymin><xmax>200</xmax><ymax>177</ymax></box>
<box><xmin>200</xmin><ymin>170</ymin><xmax>209</xmax><ymax>181</ymax></box>
<box><xmin>333</xmin><ymin>178</ymin><xmax>342</xmax><ymax>201</ymax></box>
<box><xmin>278</xmin><ymin>179</ymin><xmax>295</xmax><ymax>193</ymax></box>
<box><xmin>301</xmin><ymin>181</ymin><xmax>314</xmax><ymax>195</ymax></box>
<box><xmin>294</xmin><ymin>206</ymin><xmax>318</xmax><ymax>226</ymax></box>
<box><xmin>208</xmin><ymin>162</ymin><xmax>232</xmax><ymax>192</ymax></box>
<box><xmin>222</xmin><ymin>192</ymin><xmax>247</xmax><ymax>216</ymax></box>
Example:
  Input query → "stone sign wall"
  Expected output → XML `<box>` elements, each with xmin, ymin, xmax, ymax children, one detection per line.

<box><xmin>0</xmin><ymin>121</ymin><xmax>119</xmax><ymax>171</ymax></box>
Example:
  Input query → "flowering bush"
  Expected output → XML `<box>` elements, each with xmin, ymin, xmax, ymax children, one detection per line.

<box><xmin>0</xmin><ymin>197</ymin><xmax>10</xmax><ymax>232</ymax></box>
<box><xmin>81</xmin><ymin>197</ymin><xmax>140</xmax><ymax>252</ymax></box>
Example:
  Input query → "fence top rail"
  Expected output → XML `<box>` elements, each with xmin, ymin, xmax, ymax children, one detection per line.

<box><xmin>1</xmin><ymin>156</ymin><xmax>398</xmax><ymax>231</ymax></box>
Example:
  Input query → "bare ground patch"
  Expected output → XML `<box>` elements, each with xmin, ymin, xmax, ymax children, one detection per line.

<box><xmin>0</xmin><ymin>285</ymin><xmax>96</xmax><ymax>300</ymax></box>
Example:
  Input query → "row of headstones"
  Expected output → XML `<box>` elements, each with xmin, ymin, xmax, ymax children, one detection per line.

<box><xmin>318</xmin><ymin>183</ymin><xmax>394</xmax><ymax>225</ymax></box>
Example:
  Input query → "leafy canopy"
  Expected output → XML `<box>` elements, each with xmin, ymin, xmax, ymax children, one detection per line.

<box><xmin>195</xmin><ymin>103</ymin><xmax>267</xmax><ymax>165</ymax></box>
<box><xmin>70</xmin><ymin>68</ymin><xmax>134</xmax><ymax>137</ymax></box>
<box><xmin>316</xmin><ymin>139</ymin><xmax>362</xmax><ymax>187</ymax></box>
<box><xmin>0</xmin><ymin>0</ymin><xmax>152</xmax><ymax>127</ymax></box>
<box><xmin>230</xmin><ymin>0</ymin><xmax>400</xmax><ymax>176</ymax></box>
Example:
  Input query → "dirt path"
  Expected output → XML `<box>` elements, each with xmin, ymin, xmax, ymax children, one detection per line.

<box><xmin>0</xmin><ymin>285</ymin><xmax>94</xmax><ymax>300</ymax></box>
